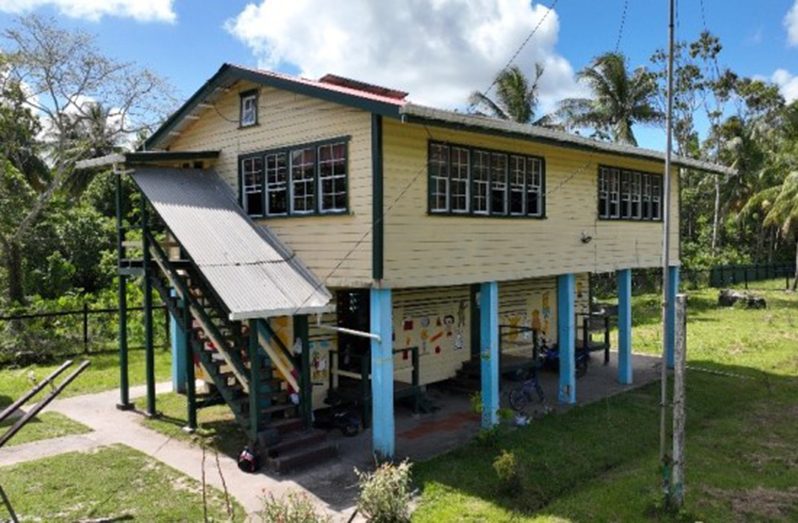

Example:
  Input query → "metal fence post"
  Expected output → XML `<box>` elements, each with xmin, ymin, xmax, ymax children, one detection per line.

<box><xmin>82</xmin><ymin>302</ymin><xmax>89</xmax><ymax>354</ymax></box>
<box><xmin>671</xmin><ymin>294</ymin><xmax>687</xmax><ymax>508</ymax></box>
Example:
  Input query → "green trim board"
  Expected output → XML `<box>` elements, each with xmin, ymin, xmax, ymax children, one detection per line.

<box><xmin>371</xmin><ymin>114</ymin><xmax>384</xmax><ymax>281</ymax></box>
<box><xmin>126</xmin><ymin>151</ymin><xmax>220</xmax><ymax>163</ymax></box>
<box><xmin>236</xmin><ymin>135</ymin><xmax>352</xmax><ymax>218</ymax></box>
<box><xmin>145</xmin><ymin>64</ymin><xmax>402</xmax><ymax>151</ymax></box>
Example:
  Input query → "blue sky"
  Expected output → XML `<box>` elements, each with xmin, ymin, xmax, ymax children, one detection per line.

<box><xmin>0</xmin><ymin>0</ymin><xmax>795</xmax><ymax>151</ymax></box>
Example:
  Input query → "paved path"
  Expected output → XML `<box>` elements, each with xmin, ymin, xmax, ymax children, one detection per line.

<box><xmin>2</xmin><ymin>383</ymin><xmax>358</xmax><ymax>521</ymax></box>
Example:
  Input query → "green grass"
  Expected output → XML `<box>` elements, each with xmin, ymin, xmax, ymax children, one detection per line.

<box><xmin>413</xmin><ymin>282</ymin><xmax>798</xmax><ymax>522</ymax></box>
<box><xmin>0</xmin><ymin>411</ymin><xmax>91</xmax><ymax>446</ymax></box>
<box><xmin>0</xmin><ymin>444</ymin><xmax>244</xmax><ymax>521</ymax></box>
<box><xmin>0</xmin><ymin>347</ymin><xmax>172</xmax><ymax>408</ymax></box>
<box><xmin>134</xmin><ymin>391</ymin><xmax>247</xmax><ymax>458</ymax></box>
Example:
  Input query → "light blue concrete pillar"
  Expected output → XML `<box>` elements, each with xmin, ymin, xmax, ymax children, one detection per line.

<box><xmin>479</xmin><ymin>281</ymin><xmax>499</xmax><ymax>428</ymax></box>
<box><xmin>170</xmin><ymin>291</ymin><xmax>187</xmax><ymax>394</ymax></box>
<box><xmin>617</xmin><ymin>269</ymin><xmax>633</xmax><ymax>385</ymax></box>
<box><xmin>370</xmin><ymin>287</ymin><xmax>394</xmax><ymax>459</ymax></box>
<box><xmin>557</xmin><ymin>274</ymin><xmax>576</xmax><ymax>404</ymax></box>
<box><xmin>665</xmin><ymin>266</ymin><xmax>680</xmax><ymax>369</ymax></box>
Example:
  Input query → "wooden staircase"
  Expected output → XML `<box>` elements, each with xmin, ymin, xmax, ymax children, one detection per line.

<box><xmin>146</xmin><ymin>233</ymin><xmax>336</xmax><ymax>473</ymax></box>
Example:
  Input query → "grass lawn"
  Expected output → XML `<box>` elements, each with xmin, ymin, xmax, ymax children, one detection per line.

<box><xmin>0</xmin><ymin>347</ymin><xmax>172</xmax><ymax>408</ymax></box>
<box><xmin>412</xmin><ymin>282</ymin><xmax>798</xmax><ymax>522</ymax></box>
<box><xmin>0</xmin><ymin>411</ymin><xmax>91</xmax><ymax>446</ymax></box>
<box><xmin>134</xmin><ymin>391</ymin><xmax>247</xmax><ymax>458</ymax></box>
<box><xmin>0</xmin><ymin>443</ymin><xmax>244</xmax><ymax>521</ymax></box>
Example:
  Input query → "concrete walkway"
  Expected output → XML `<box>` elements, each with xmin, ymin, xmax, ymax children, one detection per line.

<box><xmin>2</xmin><ymin>383</ymin><xmax>359</xmax><ymax>522</ymax></box>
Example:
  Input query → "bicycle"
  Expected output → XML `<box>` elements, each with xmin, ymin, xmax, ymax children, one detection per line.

<box><xmin>507</xmin><ymin>366</ymin><xmax>547</xmax><ymax>412</ymax></box>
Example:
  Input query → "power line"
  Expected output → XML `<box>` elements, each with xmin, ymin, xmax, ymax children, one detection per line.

<box><xmin>468</xmin><ymin>0</ymin><xmax>560</xmax><ymax>112</ymax></box>
<box><xmin>614</xmin><ymin>0</ymin><xmax>629</xmax><ymax>53</ymax></box>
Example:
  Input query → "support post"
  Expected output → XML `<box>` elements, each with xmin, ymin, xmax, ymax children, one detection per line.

<box><xmin>184</xmin><ymin>298</ymin><xmax>196</xmax><ymax>431</ymax></box>
<box><xmin>617</xmin><ymin>268</ymin><xmax>633</xmax><ymax>385</ymax></box>
<box><xmin>671</xmin><ymin>294</ymin><xmax>688</xmax><ymax>507</ymax></box>
<box><xmin>170</xmin><ymin>290</ymin><xmax>187</xmax><ymax>394</ymax></box>
<box><xmin>294</xmin><ymin>315</ymin><xmax>312</xmax><ymax>430</ymax></box>
<box><xmin>115</xmin><ymin>171</ymin><xmax>131</xmax><ymax>410</ymax></box>
<box><xmin>370</xmin><ymin>288</ymin><xmax>394</xmax><ymax>460</ymax></box>
<box><xmin>557</xmin><ymin>273</ymin><xmax>576</xmax><ymax>404</ymax></box>
<box><xmin>247</xmin><ymin>320</ymin><xmax>261</xmax><ymax>444</ymax></box>
<box><xmin>479</xmin><ymin>281</ymin><xmax>499</xmax><ymax>428</ymax></box>
<box><xmin>665</xmin><ymin>266</ymin><xmax>680</xmax><ymax>369</ymax></box>
<box><xmin>141</xmin><ymin>197</ymin><xmax>156</xmax><ymax>417</ymax></box>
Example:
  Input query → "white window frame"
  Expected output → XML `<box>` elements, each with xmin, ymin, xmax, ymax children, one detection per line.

<box><xmin>429</xmin><ymin>143</ymin><xmax>450</xmax><ymax>213</ymax></box>
<box><xmin>472</xmin><ymin>150</ymin><xmax>491</xmax><ymax>215</ymax></box>
<box><xmin>240</xmin><ymin>92</ymin><xmax>258</xmax><ymax>127</ymax></box>
<box><xmin>509</xmin><ymin>155</ymin><xmax>526</xmax><ymax>216</ymax></box>
<box><xmin>318</xmin><ymin>142</ymin><xmax>348</xmax><ymax>214</ymax></box>
<box><xmin>264</xmin><ymin>152</ymin><xmax>288</xmax><ymax>217</ymax></box>
<box><xmin>527</xmin><ymin>157</ymin><xmax>544</xmax><ymax>217</ymax></box>
<box><xmin>241</xmin><ymin>157</ymin><xmax>264</xmax><ymax>217</ymax></box>
<box><xmin>450</xmin><ymin>146</ymin><xmax>470</xmax><ymax>213</ymax></box>
<box><xmin>290</xmin><ymin>147</ymin><xmax>316</xmax><ymax>215</ymax></box>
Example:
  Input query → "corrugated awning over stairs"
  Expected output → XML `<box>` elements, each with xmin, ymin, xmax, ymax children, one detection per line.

<box><xmin>131</xmin><ymin>167</ymin><xmax>333</xmax><ymax>320</ymax></box>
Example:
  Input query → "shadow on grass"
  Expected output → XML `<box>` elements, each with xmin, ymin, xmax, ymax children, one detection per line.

<box><xmin>411</xmin><ymin>360</ymin><xmax>798</xmax><ymax>522</ymax></box>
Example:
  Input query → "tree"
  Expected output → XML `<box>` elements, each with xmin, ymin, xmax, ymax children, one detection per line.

<box><xmin>743</xmin><ymin>172</ymin><xmax>798</xmax><ymax>289</ymax></box>
<box><xmin>0</xmin><ymin>15</ymin><xmax>173</xmax><ymax>304</ymax></box>
<box><xmin>469</xmin><ymin>64</ymin><xmax>544</xmax><ymax>124</ymax></box>
<box><xmin>557</xmin><ymin>52</ymin><xmax>662</xmax><ymax>146</ymax></box>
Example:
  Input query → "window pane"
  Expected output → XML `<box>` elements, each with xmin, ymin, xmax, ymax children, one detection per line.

<box><xmin>620</xmin><ymin>170</ymin><xmax>631</xmax><ymax>218</ymax></box>
<box><xmin>429</xmin><ymin>143</ymin><xmax>450</xmax><ymax>212</ymax></box>
<box><xmin>609</xmin><ymin>168</ymin><xmax>620</xmax><ymax>218</ymax></box>
<box><xmin>319</xmin><ymin>142</ymin><xmax>347</xmax><ymax>213</ymax></box>
<box><xmin>642</xmin><ymin>174</ymin><xmax>651</xmax><ymax>219</ymax></box>
<box><xmin>598</xmin><ymin>167</ymin><xmax>608</xmax><ymax>218</ymax></box>
<box><xmin>526</xmin><ymin>157</ymin><xmax>543</xmax><ymax>216</ymax></box>
<box><xmin>509</xmin><ymin>155</ymin><xmax>525</xmax><ymax>215</ymax></box>
<box><xmin>241</xmin><ymin>95</ymin><xmax>257</xmax><ymax>126</ymax></box>
<box><xmin>265</xmin><ymin>153</ymin><xmax>287</xmax><ymax>215</ymax></box>
<box><xmin>242</xmin><ymin>157</ymin><xmax>264</xmax><ymax>216</ymax></box>
<box><xmin>490</xmin><ymin>153</ymin><xmax>508</xmax><ymax>215</ymax></box>
<box><xmin>651</xmin><ymin>175</ymin><xmax>662</xmax><ymax>220</ymax></box>
<box><xmin>631</xmin><ymin>172</ymin><xmax>641</xmax><ymax>219</ymax></box>
<box><xmin>472</xmin><ymin>150</ymin><xmax>490</xmax><ymax>214</ymax></box>
<box><xmin>291</xmin><ymin>148</ymin><xmax>316</xmax><ymax>213</ymax></box>
<box><xmin>451</xmin><ymin>147</ymin><xmax>469</xmax><ymax>213</ymax></box>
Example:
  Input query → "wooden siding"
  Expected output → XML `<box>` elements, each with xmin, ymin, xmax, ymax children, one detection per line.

<box><xmin>169</xmin><ymin>81</ymin><xmax>373</xmax><ymax>287</ymax></box>
<box><xmin>381</xmin><ymin>119</ymin><xmax>680</xmax><ymax>288</ymax></box>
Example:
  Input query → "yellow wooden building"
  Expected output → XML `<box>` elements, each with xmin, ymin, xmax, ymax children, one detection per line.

<box><xmin>87</xmin><ymin>64</ymin><xmax>730</xmax><ymax>470</ymax></box>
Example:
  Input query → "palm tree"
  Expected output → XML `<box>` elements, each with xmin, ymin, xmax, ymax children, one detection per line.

<box><xmin>558</xmin><ymin>52</ymin><xmax>662</xmax><ymax>146</ymax></box>
<box><xmin>469</xmin><ymin>64</ymin><xmax>544</xmax><ymax>124</ymax></box>
<box><xmin>743</xmin><ymin>171</ymin><xmax>798</xmax><ymax>289</ymax></box>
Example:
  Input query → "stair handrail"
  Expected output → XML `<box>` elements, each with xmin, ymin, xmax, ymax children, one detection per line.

<box><xmin>146</xmin><ymin>231</ymin><xmax>250</xmax><ymax>392</ymax></box>
<box><xmin>255</xmin><ymin>319</ymin><xmax>300</xmax><ymax>393</ymax></box>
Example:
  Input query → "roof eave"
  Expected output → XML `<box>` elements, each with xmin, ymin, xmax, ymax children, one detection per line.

<box><xmin>229</xmin><ymin>303</ymin><xmax>335</xmax><ymax>321</ymax></box>
<box><xmin>145</xmin><ymin>63</ymin><xmax>404</xmax><ymax>151</ymax></box>
<box><xmin>399</xmin><ymin>104</ymin><xmax>735</xmax><ymax>177</ymax></box>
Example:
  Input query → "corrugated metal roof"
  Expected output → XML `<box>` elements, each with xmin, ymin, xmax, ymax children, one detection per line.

<box><xmin>131</xmin><ymin>167</ymin><xmax>333</xmax><ymax>320</ymax></box>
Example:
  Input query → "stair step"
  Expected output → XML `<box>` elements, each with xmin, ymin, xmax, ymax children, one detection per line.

<box><xmin>269</xmin><ymin>417</ymin><xmax>304</xmax><ymax>434</ymax></box>
<box><xmin>265</xmin><ymin>441</ymin><xmax>337</xmax><ymax>474</ymax></box>
<box><xmin>261</xmin><ymin>403</ymin><xmax>296</xmax><ymax>415</ymax></box>
<box><xmin>266</xmin><ymin>429</ymin><xmax>328</xmax><ymax>459</ymax></box>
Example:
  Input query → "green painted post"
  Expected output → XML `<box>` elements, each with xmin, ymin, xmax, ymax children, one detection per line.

<box><xmin>116</xmin><ymin>172</ymin><xmax>131</xmax><ymax>410</ymax></box>
<box><xmin>247</xmin><ymin>320</ymin><xmax>261</xmax><ymax>443</ymax></box>
<box><xmin>142</xmin><ymin>197</ymin><xmax>156</xmax><ymax>417</ymax></box>
<box><xmin>294</xmin><ymin>315</ymin><xmax>312</xmax><ymax>430</ymax></box>
<box><xmin>184</xmin><ymin>299</ymin><xmax>197</xmax><ymax>431</ymax></box>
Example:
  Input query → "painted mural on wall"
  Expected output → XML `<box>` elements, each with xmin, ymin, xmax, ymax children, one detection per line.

<box><xmin>395</xmin><ymin>298</ymin><xmax>468</xmax><ymax>361</ymax></box>
<box><xmin>501</xmin><ymin>288</ymin><xmax>556</xmax><ymax>352</ymax></box>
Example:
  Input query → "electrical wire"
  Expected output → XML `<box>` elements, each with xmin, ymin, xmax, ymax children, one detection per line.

<box><xmin>614</xmin><ymin>0</ymin><xmax>629</xmax><ymax>53</ymax></box>
<box><xmin>467</xmin><ymin>0</ymin><xmax>560</xmax><ymax>113</ymax></box>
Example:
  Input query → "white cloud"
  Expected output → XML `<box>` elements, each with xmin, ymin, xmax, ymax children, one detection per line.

<box><xmin>0</xmin><ymin>0</ymin><xmax>176</xmax><ymax>23</ymax></box>
<box><xmin>786</xmin><ymin>0</ymin><xmax>798</xmax><ymax>46</ymax></box>
<box><xmin>225</xmin><ymin>0</ymin><xmax>582</xmax><ymax>114</ymax></box>
<box><xmin>772</xmin><ymin>68</ymin><xmax>798</xmax><ymax>102</ymax></box>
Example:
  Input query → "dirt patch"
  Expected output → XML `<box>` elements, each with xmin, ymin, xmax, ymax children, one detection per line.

<box><xmin>702</xmin><ymin>486</ymin><xmax>798</xmax><ymax>521</ymax></box>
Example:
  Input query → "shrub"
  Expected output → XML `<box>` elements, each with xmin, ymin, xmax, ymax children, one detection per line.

<box><xmin>355</xmin><ymin>459</ymin><xmax>413</xmax><ymax>523</ymax></box>
<box><xmin>493</xmin><ymin>449</ymin><xmax>521</xmax><ymax>494</ymax></box>
<box><xmin>469</xmin><ymin>391</ymin><xmax>482</xmax><ymax>415</ymax></box>
<box><xmin>476</xmin><ymin>426</ymin><xmax>500</xmax><ymax>448</ymax></box>
<box><xmin>260</xmin><ymin>490</ymin><xmax>330</xmax><ymax>523</ymax></box>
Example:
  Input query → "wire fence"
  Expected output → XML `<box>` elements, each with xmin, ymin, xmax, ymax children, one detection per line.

<box><xmin>591</xmin><ymin>263</ymin><xmax>795</xmax><ymax>299</ymax></box>
<box><xmin>0</xmin><ymin>302</ymin><xmax>170</xmax><ymax>366</ymax></box>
